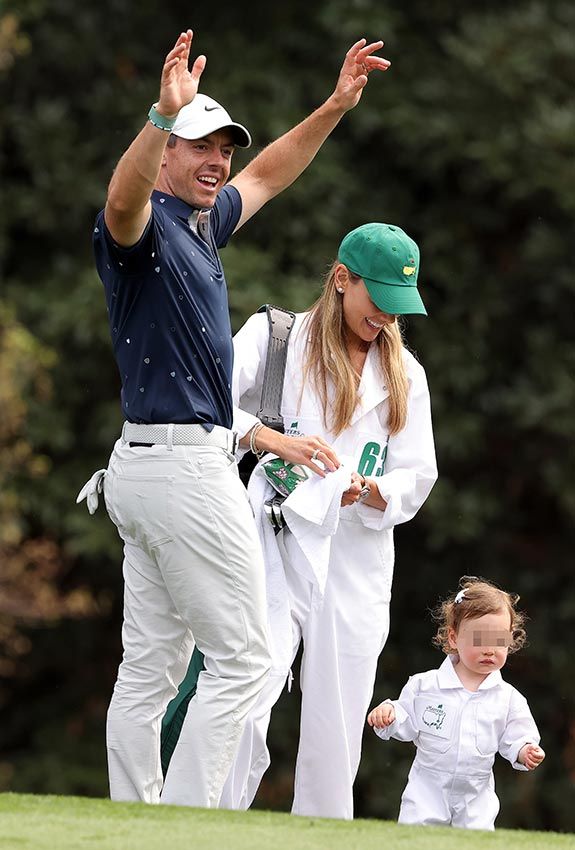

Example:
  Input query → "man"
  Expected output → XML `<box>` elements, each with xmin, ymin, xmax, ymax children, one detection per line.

<box><xmin>91</xmin><ymin>28</ymin><xmax>390</xmax><ymax>808</ymax></box>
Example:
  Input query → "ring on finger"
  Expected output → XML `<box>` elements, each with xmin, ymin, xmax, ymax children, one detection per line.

<box><xmin>311</xmin><ymin>448</ymin><xmax>321</xmax><ymax>461</ymax></box>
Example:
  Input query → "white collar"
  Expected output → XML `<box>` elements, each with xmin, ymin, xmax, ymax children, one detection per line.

<box><xmin>437</xmin><ymin>654</ymin><xmax>503</xmax><ymax>691</ymax></box>
<box><xmin>350</xmin><ymin>345</ymin><xmax>390</xmax><ymax>425</ymax></box>
<box><xmin>187</xmin><ymin>209</ymin><xmax>211</xmax><ymax>243</ymax></box>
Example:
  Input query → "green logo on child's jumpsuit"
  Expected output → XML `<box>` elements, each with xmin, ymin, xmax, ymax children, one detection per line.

<box><xmin>422</xmin><ymin>703</ymin><xmax>446</xmax><ymax>731</ymax></box>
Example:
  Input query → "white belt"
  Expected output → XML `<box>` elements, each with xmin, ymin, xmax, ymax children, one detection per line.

<box><xmin>121</xmin><ymin>422</ymin><xmax>237</xmax><ymax>453</ymax></box>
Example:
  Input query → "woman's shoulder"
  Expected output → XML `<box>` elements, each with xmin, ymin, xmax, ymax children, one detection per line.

<box><xmin>241</xmin><ymin>307</ymin><xmax>308</xmax><ymax>328</ymax></box>
<box><xmin>401</xmin><ymin>345</ymin><xmax>428</xmax><ymax>382</ymax></box>
<box><xmin>289</xmin><ymin>311</ymin><xmax>312</xmax><ymax>344</ymax></box>
<box><xmin>235</xmin><ymin>308</ymin><xmax>309</xmax><ymax>353</ymax></box>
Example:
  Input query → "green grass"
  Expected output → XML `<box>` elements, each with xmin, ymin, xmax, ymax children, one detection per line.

<box><xmin>0</xmin><ymin>793</ymin><xmax>572</xmax><ymax>850</ymax></box>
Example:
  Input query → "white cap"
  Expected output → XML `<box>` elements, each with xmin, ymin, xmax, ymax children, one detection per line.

<box><xmin>171</xmin><ymin>94</ymin><xmax>251</xmax><ymax>148</ymax></box>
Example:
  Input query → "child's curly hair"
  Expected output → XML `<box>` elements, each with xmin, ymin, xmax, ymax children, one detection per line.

<box><xmin>432</xmin><ymin>575</ymin><xmax>527</xmax><ymax>655</ymax></box>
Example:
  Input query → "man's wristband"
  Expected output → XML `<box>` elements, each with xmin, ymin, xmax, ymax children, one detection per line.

<box><xmin>148</xmin><ymin>103</ymin><xmax>178</xmax><ymax>132</ymax></box>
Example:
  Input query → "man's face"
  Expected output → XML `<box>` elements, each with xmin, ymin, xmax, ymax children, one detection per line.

<box><xmin>159</xmin><ymin>129</ymin><xmax>235</xmax><ymax>208</ymax></box>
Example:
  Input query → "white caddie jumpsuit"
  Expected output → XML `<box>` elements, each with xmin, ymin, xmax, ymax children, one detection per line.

<box><xmin>223</xmin><ymin>310</ymin><xmax>437</xmax><ymax>819</ymax></box>
<box><xmin>373</xmin><ymin>654</ymin><xmax>541</xmax><ymax>830</ymax></box>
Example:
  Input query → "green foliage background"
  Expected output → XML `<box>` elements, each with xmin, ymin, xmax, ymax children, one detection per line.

<box><xmin>1</xmin><ymin>0</ymin><xmax>574</xmax><ymax>832</ymax></box>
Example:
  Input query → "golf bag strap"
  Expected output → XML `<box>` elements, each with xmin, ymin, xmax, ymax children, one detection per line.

<box><xmin>256</xmin><ymin>304</ymin><xmax>296</xmax><ymax>433</ymax></box>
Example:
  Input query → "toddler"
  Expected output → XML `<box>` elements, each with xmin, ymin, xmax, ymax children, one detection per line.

<box><xmin>367</xmin><ymin>576</ymin><xmax>545</xmax><ymax>830</ymax></box>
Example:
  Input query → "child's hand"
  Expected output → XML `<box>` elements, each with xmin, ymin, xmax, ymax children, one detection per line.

<box><xmin>518</xmin><ymin>743</ymin><xmax>546</xmax><ymax>770</ymax></box>
<box><xmin>367</xmin><ymin>702</ymin><xmax>395</xmax><ymax>728</ymax></box>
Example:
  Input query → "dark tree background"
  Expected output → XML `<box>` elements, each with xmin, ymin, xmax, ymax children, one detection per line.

<box><xmin>1</xmin><ymin>0</ymin><xmax>574</xmax><ymax>832</ymax></box>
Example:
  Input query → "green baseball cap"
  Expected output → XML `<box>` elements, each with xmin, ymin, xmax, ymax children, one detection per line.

<box><xmin>338</xmin><ymin>223</ymin><xmax>427</xmax><ymax>316</ymax></box>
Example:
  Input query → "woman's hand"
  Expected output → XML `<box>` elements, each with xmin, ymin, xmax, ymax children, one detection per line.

<box><xmin>341</xmin><ymin>471</ymin><xmax>364</xmax><ymax>506</ymax></box>
<box><xmin>250</xmin><ymin>426</ymin><xmax>340</xmax><ymax>477</ymax></box>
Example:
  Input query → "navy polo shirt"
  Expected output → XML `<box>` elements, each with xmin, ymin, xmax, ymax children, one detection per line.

<box><xmin>93</xmin><ymin>186</ymin><xmax>242</xmax><ymax>429</ymax></box>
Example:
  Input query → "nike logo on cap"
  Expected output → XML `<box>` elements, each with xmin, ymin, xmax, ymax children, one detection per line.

<box><xmin>204</xmin><ymin>105</ymin><xmax>220</xmax><ymax>112</ymax></box>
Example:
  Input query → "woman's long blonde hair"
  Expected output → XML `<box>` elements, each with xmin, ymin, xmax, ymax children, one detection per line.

<box><xmin>301</xmin><ymin>261</ymin><xmax>409</xmax><ymax>436</ymax></box>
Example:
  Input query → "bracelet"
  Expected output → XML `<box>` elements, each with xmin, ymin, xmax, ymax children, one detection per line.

<box><xmin>249</xmin><ymin>423</ymin><xmax>266</xmax><ymax>458</ymax></box>
<box><xmin>148</xmin><ymin>103</ymin><xmax>178</xmax><ymax>132</ymax></box>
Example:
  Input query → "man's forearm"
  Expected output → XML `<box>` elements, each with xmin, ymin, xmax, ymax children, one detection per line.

<box><xmin>107</xmin><ymin>123</ymin><xmax>169</xmax><ymax>216</ymax></box>
<box><xmin>231</xmin><ymin>94</ymin><xmax>347</xmax><ymax>225</ymax></box>
<box><xmin>104</xmin><ymin>122</ymin><xmax>170</xmax><ymax>245</ymax></box>
<box><xmin>246</xmin><ymin>95</ymin><xmax>345</xmax><ymax>193</ymax></box>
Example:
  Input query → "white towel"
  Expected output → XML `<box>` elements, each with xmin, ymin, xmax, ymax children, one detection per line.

<box><xmin>281</xmin><ymin>459</ymin><xmax>353</xmax><ymax>596</ymax></box>
<box><xmin>247</xmin><ymin>461</ymin><xmax>293</xmax><ymax>674</ymax></box>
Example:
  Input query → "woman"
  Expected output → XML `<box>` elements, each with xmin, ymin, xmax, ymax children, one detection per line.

<box><xmin>218</xmin><ymin>221</ymin><xmax>438</xmax><ymax>819</ymax></box>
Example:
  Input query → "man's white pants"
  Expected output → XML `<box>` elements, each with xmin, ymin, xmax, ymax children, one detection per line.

<box><xmin>221</xmin><ymin>520</ymin><xmax>391</xmax><ymax>819</ymax></box>
<box><xmin>103</xmin><ymin>439</ymin><xmax>271</xmax><ymax>807</ymax></box>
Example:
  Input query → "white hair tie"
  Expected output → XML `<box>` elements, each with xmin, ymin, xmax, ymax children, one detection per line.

<box><xmin>454</xmin><ymin>589</ymin><xmax>467</xmax><ymax>604</ymax></box>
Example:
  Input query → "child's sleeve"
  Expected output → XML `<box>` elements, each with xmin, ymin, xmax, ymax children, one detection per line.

<box><xmin>373</xmin><ymin>676</ymin><xmax>420</xmax><ymax>743</ymax></box>
<box><xmin>499</xmin><ymin>689</ymin><xmax>541</xmax><ymax>771</ymax></box>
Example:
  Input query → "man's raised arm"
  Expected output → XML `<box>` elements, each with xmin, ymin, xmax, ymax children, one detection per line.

<box><xmin>230</xmin><ymin>38</ymin><xmax>390</xmax><ymax>230</ymax></box>
<box><xmin>104</xmin><ymin>30</ymin><xmax>205</xmax><ymax>247</ymax></box>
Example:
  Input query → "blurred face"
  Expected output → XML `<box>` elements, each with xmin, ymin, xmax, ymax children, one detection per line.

<box><xmin>449</xmin><ymin>609</ymin><xmax>512</xmax><ymax>682</ymax></box>
<box><xmin>335</xmin><ymin>265</ymin><xmax>397</xmax><ymax>347</ymax></box>
<box><xmin>158</xmin><ymin>129</ymin><xmax>235</xmax><ymax>208</ymax></box>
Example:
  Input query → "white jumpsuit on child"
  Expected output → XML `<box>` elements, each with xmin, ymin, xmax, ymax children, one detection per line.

<box><xmin>224</xmin><ymin>311</ymin><xmax>437</xmax><ymax>819</ymax></box>
<box><xmin>373</xmin><ymin>654</ymin><xmax>541</xmax><ymax>830</ymax></box>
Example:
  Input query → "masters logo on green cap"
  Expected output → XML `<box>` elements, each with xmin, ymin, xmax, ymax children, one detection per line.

<box><xmin>338</xmin><ymin>222</ymin><xmax>427</xmax><ymax>316</ymax></box>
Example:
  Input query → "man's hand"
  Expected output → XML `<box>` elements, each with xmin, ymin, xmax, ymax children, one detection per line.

<box><xmin>104</xmin><ymin>30</ymin><xmax>207</xmax><ymax>248</ymax></box>
<box><xmin>367</xmin><ymin>702</ymin><xmax>396</xmax><ymax>728</ymax></box>
<box><xmin>156</xmin><ymin>29</ymin><xmax>207</xmax><ymax>118</ymax></box>
<box><xmin>518</xmin><ymin>743</ymin><xmax>546</xmax><ymax>770</ymax></box>
<box><xmin>331</xmin><ymin>38</ymin><xmax>391</xmax><ymax>113</ymax></box>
